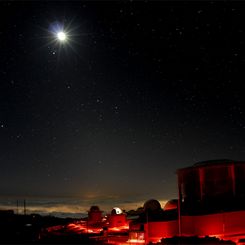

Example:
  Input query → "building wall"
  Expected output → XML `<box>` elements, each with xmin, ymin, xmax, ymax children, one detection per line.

<box><xmin>144</xmin><ymin>220</ymin><xmax>178</xmax><ymax>243</ymax></box>
<box><xmin>178</xmin><ymin>162</ymin><xmax>245</xmax><ymax>215</ymax></box>
<box><xmin>181</xmin><ymin>210</ymin><xmax>245</xmax><ymax>241</ymax></box>
<box><xmin>144</xmin><ymin>210</ymin><xmax>245</xmax><ymax>243</ymax></box>
<box><xmin>88</xmin><ymin>211</ymin><xmax>102</xmax><ymax>225</ymax></box>
<box><xmin>108</xmin><ymin>214</ymin><xmax>127</xmax><ymax>228</ymax></box>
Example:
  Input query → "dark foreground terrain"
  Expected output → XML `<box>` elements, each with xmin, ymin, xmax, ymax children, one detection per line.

<box><xmin>0</xmin><ymin>211</ymin><xmax>237</xmax><ymax>245</ymax></box>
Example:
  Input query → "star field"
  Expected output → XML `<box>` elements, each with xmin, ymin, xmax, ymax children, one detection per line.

<box><xmin>1</xmin><ymin>1</ymin><xmax>245</xmax><ymax>207</ymax></box>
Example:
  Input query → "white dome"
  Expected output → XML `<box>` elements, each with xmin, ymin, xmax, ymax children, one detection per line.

<box><xmin>111</xmin><ymin>207</ymin><xmax>123</xmax><ymax>215</ymax></box>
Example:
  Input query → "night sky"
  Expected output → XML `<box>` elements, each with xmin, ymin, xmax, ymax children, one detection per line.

<box><xmin>1</xmin><ymin>1</ymin><xmax>245</xmax><ymax>213</ymax></box>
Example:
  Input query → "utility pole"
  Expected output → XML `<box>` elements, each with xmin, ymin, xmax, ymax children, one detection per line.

<box><xmin>24</xmin><ymin>199</ymin><xmax>26</xmax><ymax>216</ymax></box>
<box><xmin>177</xmin><ymin>180</ymin><xmax>182</xmax><ymax>237</ymax></box>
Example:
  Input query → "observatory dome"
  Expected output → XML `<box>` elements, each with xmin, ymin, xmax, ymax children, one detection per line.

<box><xmin>111</xmin><ymin>207</ymin><xmax>123</xmax><ymax>215</ymax></box>
<box><xmin>164</xmin><ymin>199</ymin><xmax>178</xmax><ymax>211</ymax></box>
<box><xmin>89</xmin><ymin>206</ymin><xmax>101</xmax><ymax>212</ymax></box>
<box><xmin>143</xmin><ymin>199</ymin><xmax>162</xmax><ymax>212</ymax></box>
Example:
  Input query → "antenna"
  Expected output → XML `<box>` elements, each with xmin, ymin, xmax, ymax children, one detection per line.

<box><xmin>24</xmin><ymin>199</ymin><xmax>26</xmax><ymax>216</ymax></box>
<box><xmin>16</xmin><ymin>200</ymin><xmax>19</xmax><ymax>215</ymax></box>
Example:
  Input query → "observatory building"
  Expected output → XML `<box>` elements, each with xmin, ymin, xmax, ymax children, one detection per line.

<box><xmin>87</xmin><ymin>206</ymin><xmax>102</xmax><ymax>225</ymax></box>
<box><xmin>177</xmin><ymin>159</ymin><xmax>245</xmax><ymax>215</ymax></box>
<box><xmin>130</xmin><ymin>159</ymin><xmax>245</xmax><ymax>244</ymax></box>
<box><xmin>43</xmin><ymin>159</ymin><xmax>245</xmax><ymax>244</ymax></box>
<box><xmin>107</xmin><ymin>207</ymin><xmax>129</xmax><ymax>234</ymax></box>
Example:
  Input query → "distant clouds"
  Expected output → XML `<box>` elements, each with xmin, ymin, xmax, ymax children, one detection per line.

<box><xmin>0</xmin><ymin>196</ymin><xmax>168</xmax><ymax>218</ymax></box>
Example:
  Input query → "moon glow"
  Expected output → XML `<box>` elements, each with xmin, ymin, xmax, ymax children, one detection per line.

<box><xmin>57</xmin><ymin>31</ymin><xmax>66</xmax><ymax>41</ymax></box>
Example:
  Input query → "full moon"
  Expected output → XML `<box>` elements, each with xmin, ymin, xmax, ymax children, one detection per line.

<box><xmin>57</xmin><ymin>31</ymin><xmax>66</xmax><ymax>41</ymax></box>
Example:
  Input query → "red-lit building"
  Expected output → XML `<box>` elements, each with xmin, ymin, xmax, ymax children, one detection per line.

<box><xmin>177</xmin><ymin>159</ymin><xmax>245</xmax><ymax>243</ymax></box>
<box><xmin>44</xmin><ymin>159</ymin><xmax>245</xmax><ymax>244</ymax></box>
<box><xmin>88</xmin><ymin>206</ymin><xmax>103</xmax><ymax>225</ymax></box>
<box><xmin>130</xmin><ymin>159</ymin><xmax>245</xmax><ymax>244</ymax></box>
<box><xmin>178</xmin><ymin>159</ymin><xmax>245</xmax><ymax>215</ymax></box>
<box><xmin>107</xmin><ymin>207</ymin><xmax>129</xmax><ymax>232</ymax></box>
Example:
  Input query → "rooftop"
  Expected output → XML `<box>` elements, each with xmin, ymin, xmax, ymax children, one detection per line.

<box><xmin>177</xmin><ymin>159</ymin><xmax>245</xmax><ymax>173</ymax></box>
